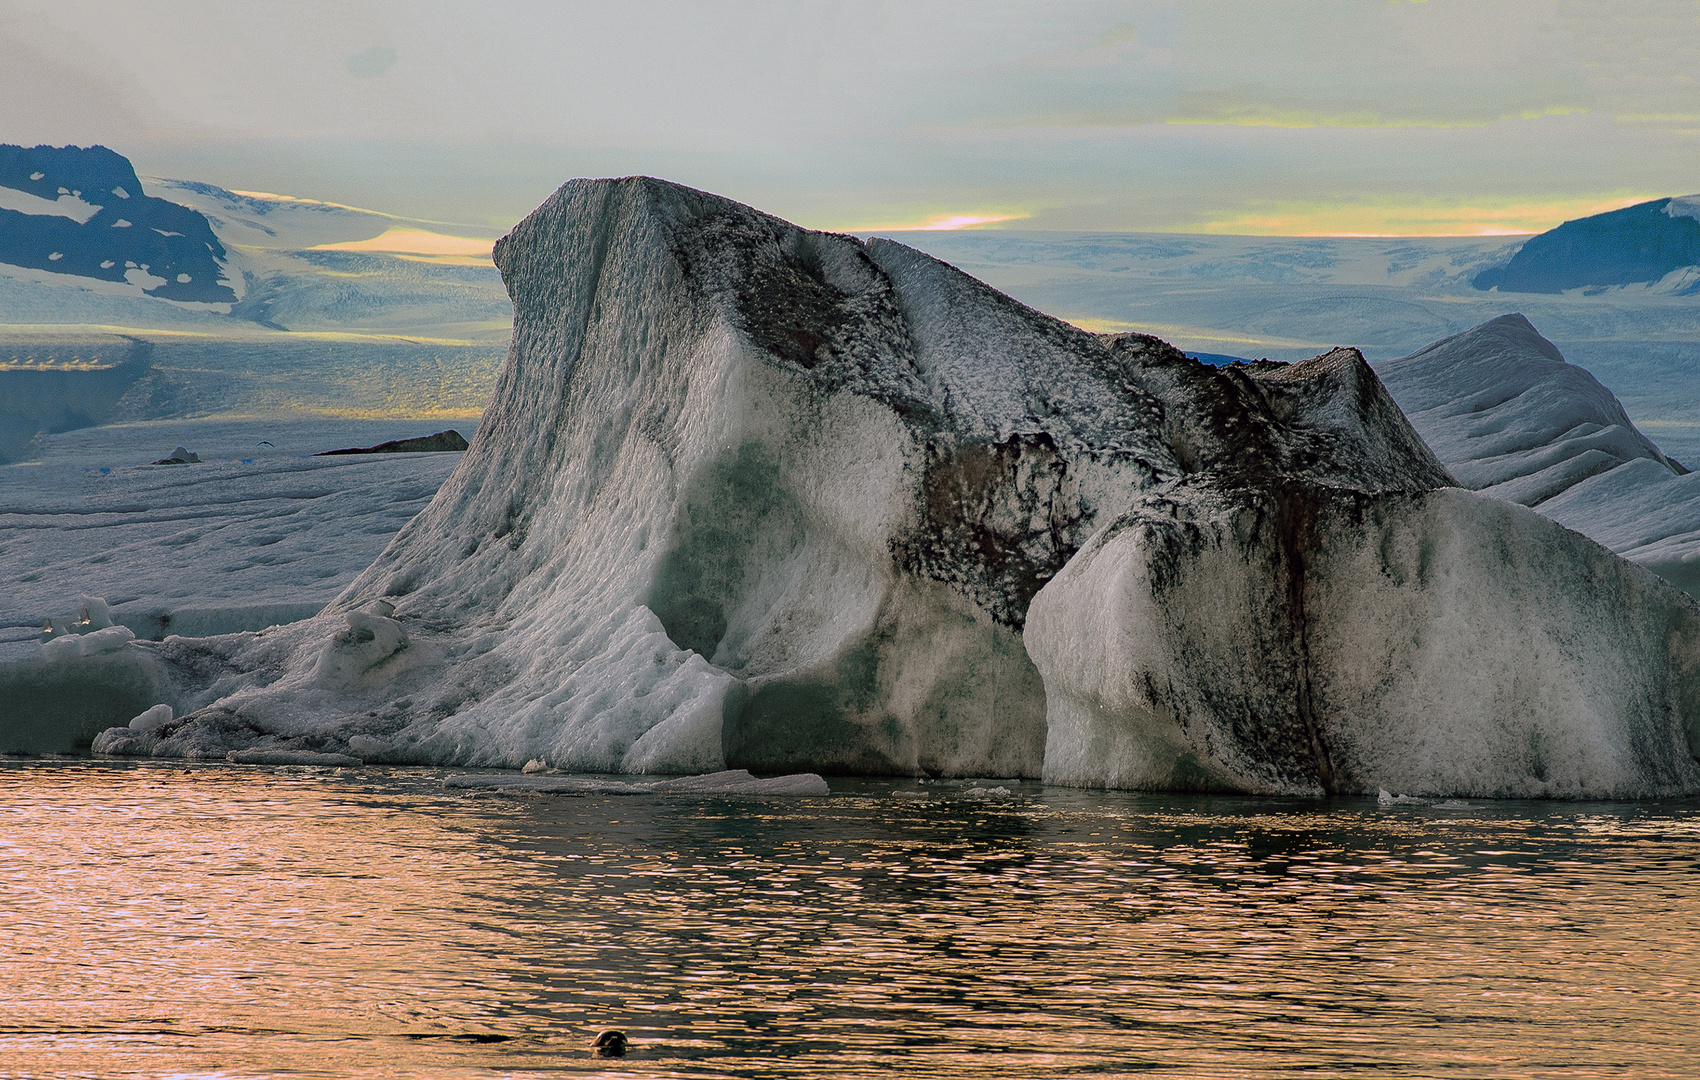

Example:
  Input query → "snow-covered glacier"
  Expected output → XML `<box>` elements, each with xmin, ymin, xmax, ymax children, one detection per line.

<box><xmin>52</xmin><ymin>177</ymin><xmax>1700</xmax><ymax>797</ymax></box>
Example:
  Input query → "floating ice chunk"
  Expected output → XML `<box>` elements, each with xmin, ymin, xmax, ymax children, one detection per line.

<box><xmin>521</xmin><ymin>758</ymin><xmax>548</xmax><ymax>774</ymax></box>
<box><xmin>313</xmin><ymin>608</ymin><xmax>409</xmax><ymax>686</ymax></box>
<box><xmin>648</xmin><ymin>769</ymin><xmax>829</xmax><ymax>795</ymax></box>
<box><xmin>444</xmin><ymin>774</ymin><xmax>647</xmax><ymax>795</ymax></box>
<box><xmin>39</xmin><ymin>635</ymin><xmax>81</xmax><ymax>661</ymax></box>
<box><xmin>442</xmin><ymin>768</ymin><xmax>829</xmax><ymax>796</ymax></box>
<box><xmin>346</xmin><ymin>734</ymin><xmax>392</xmax><ymax>757</ymax></box>
<box><xmin>129</xmin><ymin>704</ymin><xmax>174</xmax><ymax>731</ymax></box>
<box><xmin>77</xmin><ymin>597</ymin><xmax>114</xmax><ymax>630</ymax></box>
<box><xmin>226</xmin><ymin>748</ymin><xmax>362</xmax><ymax>766</ymax></box>
<box><xmin>1376</xmin><ymin>315</ymin><xmax>1700</xmax><ymax>599</ymax></box>
<box><xmin>1377</xmin><ymin>788</ymin><xmax>1425</xmax><ymax>806</ymax></box>
<box><xmin>77</xmin><ymin>625</ymin><xmax>135</xmax><ymax>655</ymax></box>
<box><xmin>1032</xmin><ymin>486</ymin><xmax>1700</xmax><ymax>799</ymax></box>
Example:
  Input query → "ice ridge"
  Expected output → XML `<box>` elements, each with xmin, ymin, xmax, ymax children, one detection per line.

<box><xmin>1377</xmin><ymin>313</ymin><xmax>1700</xmax><ymax>600</ymax></box>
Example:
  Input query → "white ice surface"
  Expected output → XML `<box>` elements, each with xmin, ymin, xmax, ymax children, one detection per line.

<box><xmin>1375</xmin><ymin>314</ymin><xmax>1700</xmax><ymax>598</ymax></box>
<box><xmin>0</xmin><ymin>420</ymin><xmax>467</xmax><ymax>644</ymax></box>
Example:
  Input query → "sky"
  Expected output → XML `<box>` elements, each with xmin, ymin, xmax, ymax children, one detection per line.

<box><xmin>3</xmin><ymin>0</ymin><xmax>1697</xmax><ymax>236</ymax></box>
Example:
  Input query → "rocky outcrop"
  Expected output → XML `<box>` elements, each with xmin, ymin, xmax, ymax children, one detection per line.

<box><xmin>88</xmin><ymin>178</ymin><xmax>1700</xmax><ymax>797</ymax></box>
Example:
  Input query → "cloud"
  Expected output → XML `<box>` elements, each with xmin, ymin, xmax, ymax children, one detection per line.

<box><xmin>1197</xmin><ymin>193</ymin><xmax>1663</xmax><ymax>236</ymax></box>
<box><xmin>7</xmin><ymin>0</ymin><xmax>1700</xmax><ymax>236</ymax></box>
<box><xmin>1166</xmin><ymin>91</ymin><xmax>1592</xmax><ymax>130</ymax></box>
<box><xmin>346</xmin><ymin>45</ymin><xmax>396</xmax><ymax>78</ymax></box>
<box><xmin>0</xmin><ymin>15</ymin><xmax>159</xmax><ymax>142</ymax></box>
<box><xmin>841</xmin><ymin>212</ymin><xmax>1029</xmax><ymax>233</ymax></box>
<box><xmin>312</xmin><ymin>227</ymin><xmax>491</xmax><ymax>255</ymax></box>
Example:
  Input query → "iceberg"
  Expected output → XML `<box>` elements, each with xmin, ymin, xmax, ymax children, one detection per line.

<box><xmin>1377</xmin><ymin>314</ymin><xmax>1700</xmax><ymax>599</ymax></box>
<box><xmin>73</xmin><ymin>178</ymin><xmax>1700</xmax><ymax>797</ymax></box>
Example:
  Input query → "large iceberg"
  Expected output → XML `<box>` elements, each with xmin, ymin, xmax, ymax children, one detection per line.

<box><xmin>77</xmin><ymin>178</ymin><xmax>1700</xmax><ymax>797</ymax></box>
<box><xmin>1377</xmin><ymin>314</ymin><xmax>1700</xmax><ymax>599</ymax></box>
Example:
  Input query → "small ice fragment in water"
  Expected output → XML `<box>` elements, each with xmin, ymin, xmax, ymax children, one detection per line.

<box><xmin>77</xmin><ymin>625</ymin><xmax>134</xmax><ymax>655</ymax></box>
<box><xmin>1377</xmin><ymin>788</ymin><xmax>1426</xmax><ymax>805</ymax></box>
<box><xmin>227</xmin><ymin>749</ymin><xmax>363</xmax><ymax>767</ymax></box>
<box><xmin>347</xmin><ymin>734</ymin><xmax>390</xmax><ymax>757</ymax></box>
<box><xmin>128</xmin><ymin>704</ymin><xmax>173</xmax><ymax>732</ymax></box>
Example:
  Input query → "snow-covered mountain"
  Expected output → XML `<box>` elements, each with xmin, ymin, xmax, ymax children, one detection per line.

<box><xmin>1471</xmin><ymin>197</ymin><xmax>1700</xmax><ymax>295</ymax></box>
<box><xmin>0</xmin><ymin>145</ymin><xmax>236</xmax><ymax>304</ymax></box>
<box><xmin>1377</xmin><ymin>313</ymin><xmax>1700</xmax><ymax>598</ymax></box>
<box><xmin>0</xmin><ymin>145</ymin><xmax>512</xmax><ymax>464</ymax></box>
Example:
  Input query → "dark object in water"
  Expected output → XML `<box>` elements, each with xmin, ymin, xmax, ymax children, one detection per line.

<box><xmin>315</xmin><ymin>430</ymin><xmax>469</xmax><ymax>456</ymax></box>
<box><xmin>148</xmin><ymin>446</ymin><xmax>200</xmax><ymax>465</ymax></box>
<box><xmin>592</xmin><ymin>1029</ymin><xmax>628</xmax><ymax>1057</ymax></box>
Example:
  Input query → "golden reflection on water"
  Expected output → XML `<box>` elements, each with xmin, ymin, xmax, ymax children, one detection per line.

<box><xmin>2</xmin><ymin>762</ymin><xmax>1698</xmax><ymax>1078</ymax></box>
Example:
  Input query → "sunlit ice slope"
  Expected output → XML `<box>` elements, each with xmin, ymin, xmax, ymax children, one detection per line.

<box><xmin>37</xmin><ymin>177</ymin><xmax>1698</xmax><ymax>799</ymax></box>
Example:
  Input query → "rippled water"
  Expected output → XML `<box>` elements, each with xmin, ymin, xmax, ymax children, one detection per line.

<box><xmin>3</xmin><ymin>761</ymin><xmax>1697</xmax><ymax>1078</ymax></box>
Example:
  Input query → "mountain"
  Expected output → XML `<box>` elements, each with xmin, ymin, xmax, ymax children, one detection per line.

<box><xmin>0</xmin><ymin>145</ymin><xmax>236</xmax><ymax>303</ymax></box>
<box><xmin>50</xmin><ymin>177</ymin><xmax>1699</xmax><ymax>799</ymax></box>
<box><xmin>0</xmin><ymin>145</ymin><xmax>512</xmax><ymax>464</ymax></box>
<box><xmin>1376</xmin><ymin>313</ymin><xmax>1700</xmax><ymax>599</ymax></box>
<box><xmin>1472</xmin><ymin>197</ymin><xmax>1700</xmax><ymax>294</ymax></box>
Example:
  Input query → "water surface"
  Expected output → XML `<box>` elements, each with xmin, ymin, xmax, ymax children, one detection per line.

<box><xmin>3</xmin><ymin>761</ymin><xmax>1697</xmax><ymax>1078</ymax></box>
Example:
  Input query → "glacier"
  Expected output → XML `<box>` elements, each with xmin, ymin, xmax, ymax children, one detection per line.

<box><xmin>9</xmin><ymin>176</ymin><xmax>1696</xmax><ymax>797</ymax></box>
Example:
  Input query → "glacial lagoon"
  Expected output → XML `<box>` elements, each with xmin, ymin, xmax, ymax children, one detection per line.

<box><xmin>4</xmin><ymin>760</ymin><xmax>1697</xmax><ymax>1078</ymax></box>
